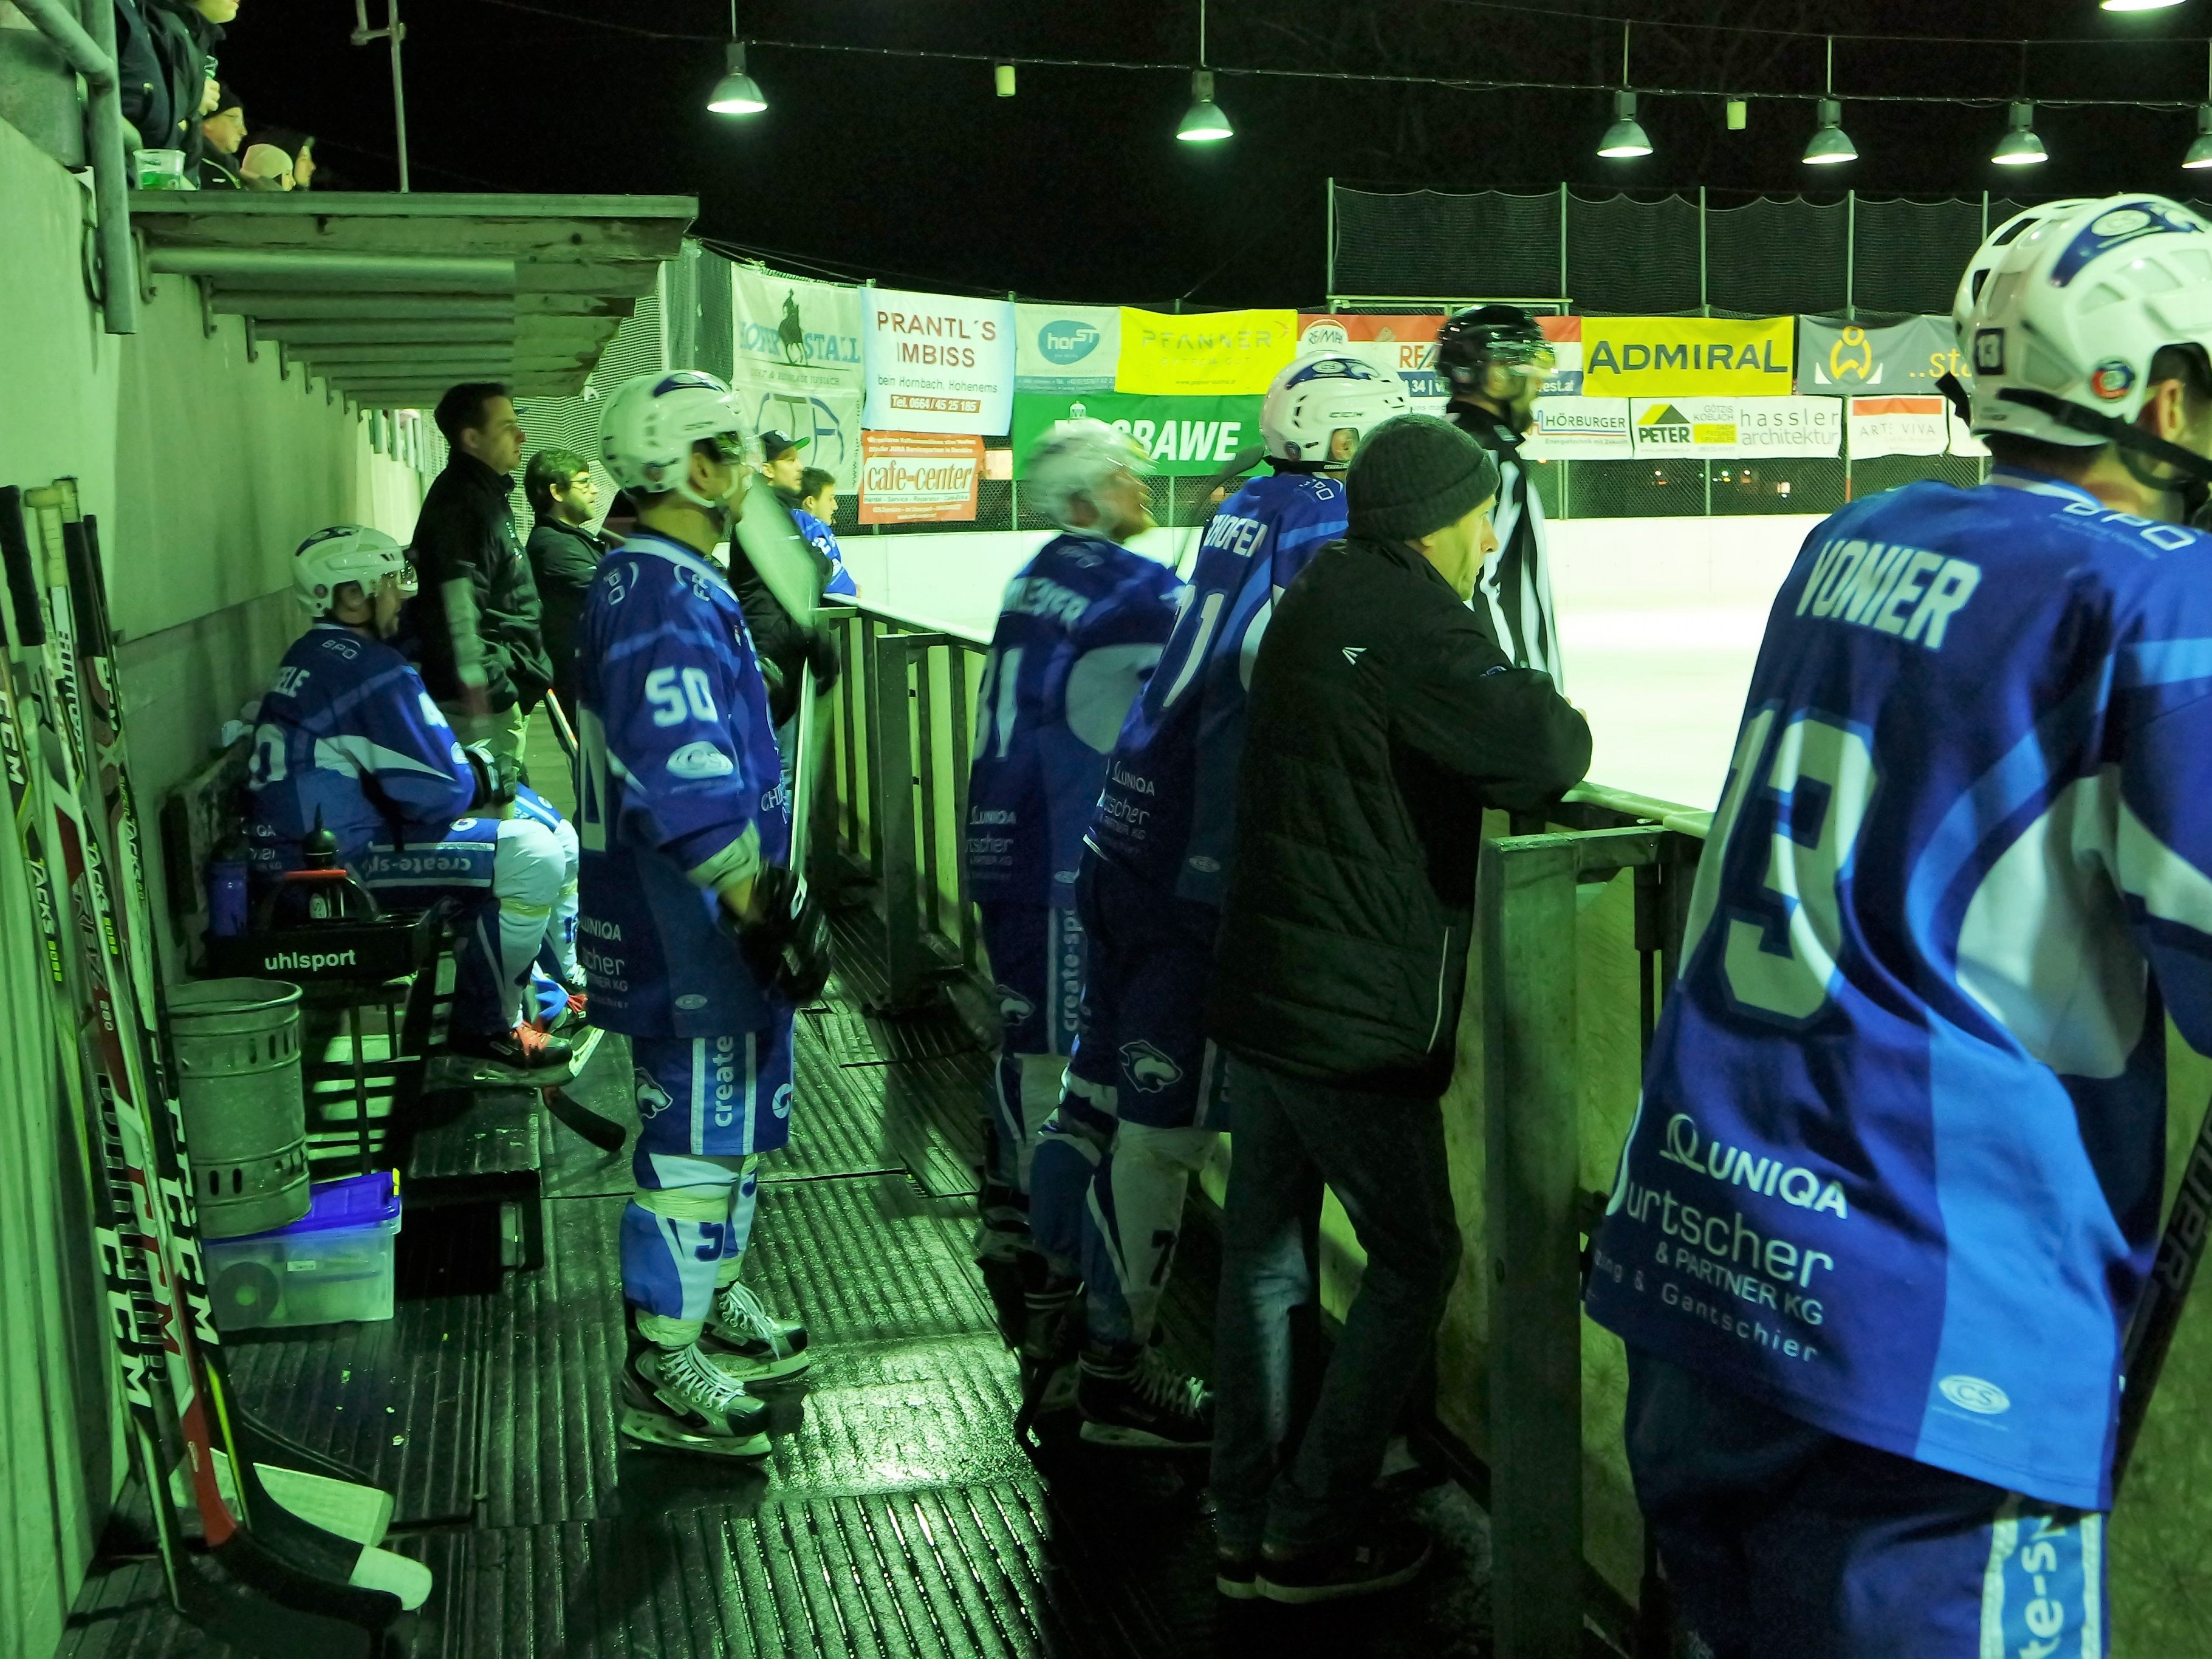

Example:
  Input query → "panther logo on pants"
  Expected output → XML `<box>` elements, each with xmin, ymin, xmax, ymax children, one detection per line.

<box><xmin>1120</xmin><ymin>1040</ymin><xmax>1183</xmax><ymax>1092</ymax></box>
<box><xmin>633</xmin><ymin>1068</ymin><xmax>674</xmax><ymax>1120</ymax></box>
<box><xmin>997</xmin><ymin>985</ymin><xmax>1036</xmax><ymax>1025</ymax></box>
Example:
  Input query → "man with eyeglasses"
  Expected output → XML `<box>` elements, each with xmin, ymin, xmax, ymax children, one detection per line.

<box><xmin>1437</xmin><ymin>306</ymin><xmax>1566</xmax><ymax>687</ymax></box>
<box><xmin>523</xmin><ymin>448</ymin><xmax>614</xmax><ymax>722</ymax></box>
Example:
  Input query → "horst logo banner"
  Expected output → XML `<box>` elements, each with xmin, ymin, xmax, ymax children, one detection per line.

<box><xmin>1115</xmin><ymin>308</ymin><xmax>1299</xmax><ymax>396</ymax></box>
<box><xmin>730</xmin><ymin>266</ymin><xmax>865</xmax><ymax>475</ymax></box>
<box><xmin>1581</xmin><ymin>317</ymin><xmax>1794</xmax><ymax>398</ymax></box>
<box><xmin>857</xmin><ymin>431</ymin><xmax>985</xmax><ymax>524</ymax></box>
<box><xmin>862</xmin><ymin>287</ymin><xmax>1017</xmax><ymax>435</ymax></box>
<box><xmin>1010</xmin><ymin>392</ymin><xmax>1262</xmax><ymax>477</ymax></box>
<box><xmin>1796</xmin><ymin>316</ymin><xmax>1964</xmax><ymax>397</ymax></box>
<box><xmin>1016</xmin><ymin>304</ymin><xmax>1121</xmax><ymax>392</ymax></box>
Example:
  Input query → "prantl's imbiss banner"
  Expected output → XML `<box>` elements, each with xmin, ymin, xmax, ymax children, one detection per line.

<box><xmin>1629</xmin><ymin>396</ymin><xmax>1840</xmax><ymax>459</ymax></box>
<box><xmin>1581</xmin><ymin>317</ymin><xmax>1794</xmax><ymax>398</ymax></box>
<box><xmin>1015</xmin><ymin>304</ymin><xmax>1121</xmax><ymax>393</ymax></box>
<box><xmin>1010</xmin><ymin>391</ymin><xmax>1262</xmax><ymax>477</ymax></box>
<box><xmin>731</xmin><ymin>267</ymin><xmax>865</xmax><ymax>477</ymax></box>
<box><xmin>862</xmin><ymin>287</ymin><xmax>1016</xmax><ymax>435</ymax></box>
<box><xmin>1796</xmin><ymin>316</ymin><xmax>1963</xmax><ymax>397</ymax></box>
<box><xmin>1115</xmin><ymin>308</ymin><xmax>1298</xmax><ymax>396</ymax></box>
<box><xmin>857</xmin><ymin>430</ymin><xmax>984</xmax><ymax>524</ymax></box>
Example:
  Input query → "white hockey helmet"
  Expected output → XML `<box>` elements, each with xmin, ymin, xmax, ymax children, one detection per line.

<box><xmin>597</xmin><ymin>369</ymin><xmax>750</xmax><ymax>502</ymax></box>
<box><xmin>1024</xmin><ymin>418</ymin><xmax>1152</xmax><ymax>532</ymax></box>
<box><xmin>1953</xmin><ymin>194</ymin><xmax>2212</xmax><ymax>452</ymax></box>
<box><xmin>292</xmin><ymin>524</ymin><xmax>407</xmax><ymax>615</ymax></box>
<box><xmin>1261</xmin><ymin>351</ymin><xmax>1412</xmax><ymax>464</ymax></box>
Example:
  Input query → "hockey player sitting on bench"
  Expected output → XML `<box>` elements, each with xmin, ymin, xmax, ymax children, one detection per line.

<box><xmin>243</xmin><ymin>525</ymin><xmax>578</xmax><ymax>1086</ymax></box>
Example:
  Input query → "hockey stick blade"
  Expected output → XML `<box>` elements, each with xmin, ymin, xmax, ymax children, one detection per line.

<box><xmin>2115</xmin><ymin>1087</ymin><xmax>2212</xmax><ymax>1486</ymax></box>
<box><xmin>545</xmin><ymin>1086</ymin><xmax>626</xmax><ymax>1152</ymax></box>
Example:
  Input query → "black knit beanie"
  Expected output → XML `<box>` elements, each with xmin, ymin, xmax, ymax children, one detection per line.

<box><xmin>1346</xmin><ymin>414</ymin><xmax>1502</xmax><ymax>543</ymax></box>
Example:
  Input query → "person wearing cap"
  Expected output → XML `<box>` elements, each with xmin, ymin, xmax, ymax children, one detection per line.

<box><xmin>1205</xmin><ymin>414</ymin><xmax>1589</xmax><ymax>1604</ymax></box>
<box><xmin>239</xmin><ymin>142</ymin><xmax>293</xmax><ymax>190</ymax></box>
<box><xmin>725</xmin><ymin>429</ymin><xmax>840</xmax><ymax>787</ymax></box>
<box><xmin>197</xmin><ymin>82</ymin><xmax>246</xmax><ymax>188</ymax></box>
<box><xmin>758</xmin><ymin>429</ymin><xmax>810</xmax><ymax>503</ymax></box>
<box><xmin>1437</xmin><ymin>304</ymin><xmax>1566</xmax><ymax>686</ymax></box>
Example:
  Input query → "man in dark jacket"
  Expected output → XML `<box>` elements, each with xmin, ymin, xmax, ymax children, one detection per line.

<box><xmin>1207</xmin><ymin>414</ymin><xmax>1590</xmax><ymax>1603</ymax></box>
<box><xmin>409</xmin><ymin>383</ymin><xmax>553</xmax><ymax>764</ymax></box>
<box><xmin>522</xmin><ymin>448</ymin><xmax>611</xmax><ymax>720</ymax></box>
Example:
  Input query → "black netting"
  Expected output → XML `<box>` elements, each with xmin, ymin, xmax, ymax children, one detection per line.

<box><xmin>511</xmin><ymin>278</ymin><xmax>666</xmax><ymax>534</ymax></box>
<box><xmin>1708</xmin><ymin>458</ymin><xmax>1846</xmax><ymax>517</ymax></box>
<box><xmin>1562</xmin><ymin>460</ymin><xmax>1707</xmax><ymax>517</ymax></box>
<box><xmin>1707</xmin><ymin>198</ymin><xmax>1846</xmax><ymax>318</ymax></box>
<box><xmin>1849</xmin><ymin>198</ymin><xmax>1989</xmax><ymax>317</ymax></box>
<box><xmin>1847</xmin><ymin>453</ymin><xmax>1986</xmax><ymax>501</ymax></box>
<box><xmin>662</xmin><ymin>245</ymin><xmax>699</xmax><ymax>376</ymax></box>
<box><xmin>1566</xmin><ymin>193</ymin><xmax>1700</xmax><ymax>315</ymax></box>
<box><xmin>696</xmin><ymin>249</ymin><xmax>734</xmax><ymax>382</ymax></box>
<box><xmin>1330</xmin><ymin>188</ymin><xmax>1563</xmax><ymax>300</ymax></box>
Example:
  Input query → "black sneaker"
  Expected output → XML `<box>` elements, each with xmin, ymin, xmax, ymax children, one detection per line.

<box><xmin>1215</xmin><ymin>1548</ymin><xmax>1260</xmax><ymax>1601</ymax></box>
<box><xmin>1256</xmin><ymin>1520</ymin><xmax>1433</xmax><ymax>1604</ymax></box>
<box><xmin>445</xmin><ymin>1023</ymin><xmax>575</xmax><ymax>1085</ymax></box>
<box><xmin>1075</xmin><ymin>1344</ymin><xmax>1213</xmax><ymax>1450</ymax></box>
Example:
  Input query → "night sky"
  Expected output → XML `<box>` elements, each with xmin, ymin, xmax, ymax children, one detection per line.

<box><xmin>224</xmin><ymin>1</ymin><xmax>2212</xmax><ymax>306</ymax></box>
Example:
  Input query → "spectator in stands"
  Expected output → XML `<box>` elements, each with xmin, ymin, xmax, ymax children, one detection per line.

<box><xmin>792</xmin><ymin>468</ymin><xmax>858</xmax><ymax>600</ymax></box>
<box><xmin>408</xmin><ymin>383</ymin><xmax>554</xmax><ymax>769</ymax></box>
<box><xmin>239</xmin><ymin>143</ymin><xmax>293</xmax><ymax>190</ymax></box>
<box><xmin>253</xmin><ymin>126</ymin><xmax>318</xmax><ymax>189</ymax></box>
<box><xmin>523</xmin><ymin>449</ymin><xmax>614</xmax><ymax>720</ymax></box>
<box><xmin>197</xmin><ymin>83</ymin><xmax>245</xmax><ymax>188</ymax></box>
<box><xmin>758</xmin><ymin>429</ymin><xmax>809</xmax><ymax>503</ymax></box>
<box><xmin>1206</xmin><ymin>416</ymin><xmax>1589</xmax><ymax>1603</ymax></box>
<box><xmin>117</xmin><ymin>0</ymin><xmax>199</xmax><ymax>154</ymax></box>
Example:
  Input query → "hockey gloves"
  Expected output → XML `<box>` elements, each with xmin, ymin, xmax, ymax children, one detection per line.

<box><xmin>722</xmin><ymin>865</ymin><xmax>832</xmax><ymax>1005</ymax></box>
<box><xmin>463</xmin><ymin>741</ymin><xmax>520</xmax><ymax>813</ymax></box>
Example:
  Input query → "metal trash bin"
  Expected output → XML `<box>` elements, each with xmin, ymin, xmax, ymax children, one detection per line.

<box><xmin>169</xmin><ymin>978</ymin><xmax>311</xmax><ymax>1239</ymax></box>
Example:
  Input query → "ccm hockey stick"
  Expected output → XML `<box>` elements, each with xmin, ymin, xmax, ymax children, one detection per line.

<box><xmin>10</xmin><ymin>490</ymin><xmax>420</xmax><ymax>1650</ymax></box>
<box><xmin>2115</xmin><ymin>1089</ymin><xmax>2212</xmax><ymax>1487</ymax></box>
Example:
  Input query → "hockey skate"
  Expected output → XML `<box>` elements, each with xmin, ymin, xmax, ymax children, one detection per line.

<box><xmin>620</xmin><ymin>1330</ymin><xmax>771</xmax><ymax>1458</ymax></box>
<box><xmin>1075</xmin><ymin>1341</ymin><xmax>1213</xmax><ymax>1451</ymax></box>
<box><xmin>1012</xmin><ymin>1276</ymin><xmax>1083</xmax><ymax>1440</ymax></box>
<box><xmin>701</xmin><ymin>1279</ymin><xmax>812</xmax><ymax>1384</ymax></box>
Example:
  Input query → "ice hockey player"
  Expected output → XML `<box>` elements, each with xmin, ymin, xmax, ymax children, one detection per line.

<box><xmin>580</xmin><ymin>370</ymin><xmax>832</xmax><ymax>1460</ymax></box>
<box><xmin>962</xmin><ymin>420</ymin><xmax>1185</xmax><ymax>1419</ymax></box>
<box><xmin>1584</xmin><ymin>194</ymin><xmax>2212</xmax><ymax>1656</ymax></box>
<box><xmin>244</xmin><ymin>526</ymin><xmax>578</xmax><ymax>1083</ymax></box>
<box><xmin>1437</xmin><ymin>304</ymin><xmax>1564</xmax><ymax>684</ymax></box>
<box><xmin>1018</xmin><ymin>354</ymin><xmax>1411</xmax><ymax>1451</ymax></box>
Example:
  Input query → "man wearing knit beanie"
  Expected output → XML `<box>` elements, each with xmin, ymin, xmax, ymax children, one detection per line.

<box><xmin>1204</xmin><ymin>412</ymin><xmax>1591</xmax><ymax>1604</ymax></box>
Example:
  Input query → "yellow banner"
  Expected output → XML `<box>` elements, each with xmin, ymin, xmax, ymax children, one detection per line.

<box><xmin>1580</xmin><ymin>316</ymin><xmax>1794</xmax><ymax>398</ymax></box>
<box><xmin>1115</xmin><ymin>307</ymin><xmax>1299</xmax><ymax>396</ymax></box>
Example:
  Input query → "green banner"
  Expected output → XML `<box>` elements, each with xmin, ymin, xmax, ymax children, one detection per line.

<box><xmin>1010</xmin><ymin>391</ymin><xmax>1264</xmax><ymax>477</ymax></box>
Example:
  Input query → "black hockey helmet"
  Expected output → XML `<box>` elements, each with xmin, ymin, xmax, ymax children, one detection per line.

<box><xmin>1436</xmin><ymin>305</ymin><xmax>1552</xmax><ymax>391</ymax></box>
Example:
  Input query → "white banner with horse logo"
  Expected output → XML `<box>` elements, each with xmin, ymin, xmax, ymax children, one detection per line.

<box><xmin>730</xmin><ymin>266</ymin><xmax>867</xmax><ymax>481</ymax></box>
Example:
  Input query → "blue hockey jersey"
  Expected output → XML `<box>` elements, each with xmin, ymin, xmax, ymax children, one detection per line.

<box><xmin>1086</xmin><ymin>470</ymin><xmax>1347</xmax><ymax>906</ymax></box>
<box><xmin>1584</xmin><ymin>469</ymin><xmax>2212</xmax><ymax>1511</ymax></box>
<box><xmin>792</xmin><ymin>507</ymin><xmax>858</xmax><ymax>600</ymax></box>
<box><xmin>574</xmin><ymin>531</ymin><xmax>790</xmax><ymax>1037</ymax></box>
<box><xmin>965</xmin><ymin>532</ymin><xmax>1185</xmax><ymax>908</ymax></box>
<box><xmin>243</xmin><ymin>621</ymin><xmax>474</xmax><ymax>866</ymax></box>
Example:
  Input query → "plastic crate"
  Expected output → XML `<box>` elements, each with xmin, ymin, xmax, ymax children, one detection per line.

<box><xmin>204</xmin><ymin>1171</ymin><xmax>403</xmax><ymax>1331</ymax></box>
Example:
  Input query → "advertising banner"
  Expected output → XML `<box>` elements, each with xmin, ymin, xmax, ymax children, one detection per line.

<box><xmin>857</xmin><ymin>430</ymin><xmax>984</xmax><ymax>524</ymax></box>
<box><xmin>1297</xmin><ymin>313</ymin><xmax>1447</xmax><ymax>402</ymax></box>
<box><xmin>1115</xmin><ymin>307</ymin><xmax>1299</xmax><ymax>396</ymax></box>
<box><xmin>1847</xmin><ymin>395</ymin><xmax>1951</xmax><ymax>459</ymax></box>
<box><xmin>1526</xmin><ymin>397</ymin><xmax>1632</xmax><ymax>458</ymax></box>
<box><xmin>1539</xmin><ymin>315</ymin><xmax>1583</xmax><ymax>397</ymax></box>
<box><xmin>1733</xmin><ymin>397</ymin><xmax>1843</xmax><ymax>458</ymax></box>
<box><xmin>730</xmin><ymin>267</ymin><xmax>866</xmax><ymax>477</ymax></box>
<box><xmin>862</xmin><ymin>286</ymin><xmax>1016</xmax><ymax>435</ymax></box>
<box><xmin>1582</xmin><ymin>317</ymin><xmax>1794</xmax><ymax>398</ymax></box>
<box><xmin>1015</xmin><ymin>304</ymin><xmax>1121</xmax><ymax>392</ymax></box>
<box><xmin>1796</xmin><ymin>315</ymin><xmax>1964</xmax><ymax>397</ymax></box>
<box><xmin>1010</xmin><ymin>391</ymin><xmax>1262</xmax><ymax>477</ymax></box>
<box><xmin>1630</xmin><ymin>397</ymin><xmax>1743</xmax><ymax>457</ymax></box>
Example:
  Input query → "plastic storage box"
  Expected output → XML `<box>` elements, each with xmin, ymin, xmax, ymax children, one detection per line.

<box><xmin>203</xmin><ymin>1171</ymin><xmax>403</xmax><ymax>1332</ymax></box>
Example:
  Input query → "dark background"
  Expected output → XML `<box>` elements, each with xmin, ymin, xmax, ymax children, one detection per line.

<box><xmin>225</xmin><ymin>1</ymin><xmax>2212</xmax><ymax>305</ymax></box>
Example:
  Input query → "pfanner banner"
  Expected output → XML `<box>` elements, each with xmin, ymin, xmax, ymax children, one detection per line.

<box><xmin>1527</xmin><ymin>396</ymin><xmax>1632</xmax><ymax>458</ymax></box>
<box><xmin>1010</xmin><ymin>391</ymin><xmax>1262</xmax><ymax>477</ymax></box>
<box><xmin>1116</xmin><ymin>308</ymin><xmax>1299</xmax><ymax>397</ymax></box>
<box><xmin>1581</xmin><ymin>317</ymin><xmax>1794</xmax><ymax>398</ymax></box>
<box><xmin>1016</xmin><ymin>304</ymin><xmax>1121</xmax><ymax>392</ymax></box>
<box><xmin>862</xmin><ymin>287</ymin><xmax>1016</xmax><ymax>436</ymax></box>
<box><xmin>857</xmin><ymin>430</ymin><xmax>984</xmax><ymax>524</ymax></box>
<box><xmin>730</xmin><ymin>267</ymin><xmax>865</xmax><ymax>477</ymax></box>
<box><xmin>1797</xmin><ymin>315</ymin><xmax>1964</xmax><ymax>398</ymax></box>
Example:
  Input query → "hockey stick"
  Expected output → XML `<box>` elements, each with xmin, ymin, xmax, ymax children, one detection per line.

<box><xmin>789</xmin><ymin>671</ymin><xmax>818</xmax><ymax>875</ymax></box>
<box><xmin>540</xmin><ymin>686</ymin><xmax>578</xmax><ymax>762</ymax></box>
<box><xmin>2115</xmin><ymin>1089</ymin><xmax>2212</xmax><ymax>1488</ymax></box>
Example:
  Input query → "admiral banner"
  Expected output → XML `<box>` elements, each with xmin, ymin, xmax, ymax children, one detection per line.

<box><xmin>862</xmin><ymin>286</ymin><xmax>1016</xmax><ymax>436</ymax></box>
<box><xmin>1015</xmin><ymin>303</ymin><xmax>1121</xmax><ymax>393</ymax></box>
<box><xmin>1796</xmin><ymin>315</ymin><xmax>1964</xmax><ymax>398</ymax></box>
<box><xmin>1847</xmin><ymin>395</ymin><xmax>1951</xmax><ymax>459</ymax></box>
<box><xmin>1526</xmin><ymin>397</ymin><xmax>1632</xmax><ymax>458</ymax></box>
<box><xmin>1115</xmin><ymin>307</ymin><xmax>1299</xmax><ymax>397</ymax></box>
<box><xmin>857</xmin><ymin>430</ymin><xmax>984</xmax><ymax>524</ymax></box>
<box><xmin>731</xmin><ymin>267</ymin><xmax>866</xmax><ymax>477</ymax></box>
<box><xmin>1629</xmin><ymin>396</ymin><xmax>1840</xmax><ymax>459</ymax></box>
<box><xmin>1009</xmin><ymin>391</ymin><xmax>1262</xmax><ymax>477</ymax></box>
<box><xmin>1582</xmin><ymin>317</ymin><xmax>1794</xmax><ymax>399</ymax></box>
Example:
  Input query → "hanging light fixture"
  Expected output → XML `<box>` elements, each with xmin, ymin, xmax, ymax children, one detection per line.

<box><xmin>2102</xmin><ymin>1</ymin><xmax>2185</xmax><ymax>12</ymax></box>
<box><xmin>1801</xmin><ymin>39</ymin><xmax>1855</xmax><ymax>165</ymax></box>
<box><xmin>995</xmin><ymin>62</ymin><xmax>1017</xmax><ymax>98</ymax></box>
<box><xmin>1992</xmin><ymin>100</ymin><xmax>2047</xmax><ymax>166</ymax></box>
<box><xmin>1177</xmin><ymin>0</ymin><xmax>1231</xmax><ymax>142</ymax></box>
<box><xmin>1598</xmin><ymin>24</ymin><xmax>1652</xmax><ymax>158</ymax></box>
<box><xmin>707</xmin><ymin>7</ymin><xmax>765</xmax><ymax>115</ymax></box>
<box><xmin>2188</xmin><ymin>46</ymin><xmax>2212</xmax><ymax>169</ymax></box>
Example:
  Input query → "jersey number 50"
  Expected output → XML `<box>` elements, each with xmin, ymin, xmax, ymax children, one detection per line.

<box><xmin>1680</xmin><ymin>708</ymin><xmax>1878</xmax><ymax>1022</ymax></box>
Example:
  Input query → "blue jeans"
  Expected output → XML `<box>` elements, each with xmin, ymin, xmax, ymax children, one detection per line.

<box><xmin>1211</xmin><ymin>1057</ymin><xmax>1462</xmax><ymax>1553</ymax></box>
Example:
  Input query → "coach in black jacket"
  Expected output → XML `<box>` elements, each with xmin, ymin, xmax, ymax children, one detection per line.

<box><xmin>1206</xmin><ymin>414</ymin><xmax>1589</xmax><ymax>1599</ymax></box>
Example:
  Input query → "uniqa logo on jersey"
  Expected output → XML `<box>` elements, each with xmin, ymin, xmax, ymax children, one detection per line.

<box><xmin>1660</xmin><ymin>1113</ymin><xmax>1849</xmax><ymax>1218</ymax></box>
